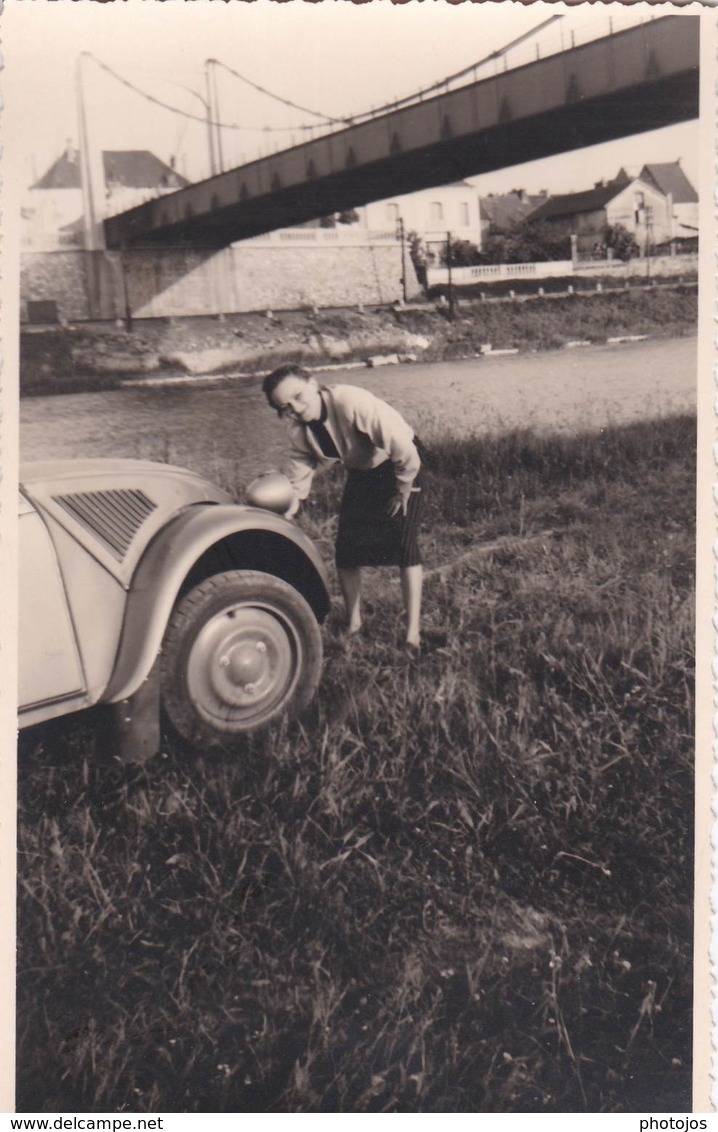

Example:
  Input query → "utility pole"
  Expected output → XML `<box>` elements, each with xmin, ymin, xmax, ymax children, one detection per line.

<box><xmin>169</xmin><ymin>81</ymin><xmax>215</xmax><ymax>179</ymax></box>
<box><xmin>76</xmin><ymin>52</ymin><xmax>106</xmax><ymax>252</ymax></box>
<box><xmin>119</xmin><ymin>240</ymin><xmax>133</xmax><ymax>332</ymax></box>
<box><xmin>396</xmin><ymin>216</ymin><xmax>407</xmax><ymax>304</ymax></box>
<box><xmin>205</xmin><ymin>60</ymin><xmax>224</xmax><ymax>175</ymax></box>
<box><xmin>204</xmin><ymin>64</ymin><xmax>218</xmax><ymax>176</ymax></box>
<box><xmin>446</xmin><ymin>230</ymin><xmax>455</xmax><ymax>321</ymax></box>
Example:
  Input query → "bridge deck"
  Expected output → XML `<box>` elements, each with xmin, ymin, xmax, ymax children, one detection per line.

<box><xmin>104</xmin><ymin>15</ymin><xmax>699</xmax><ymax>250</ymax></box>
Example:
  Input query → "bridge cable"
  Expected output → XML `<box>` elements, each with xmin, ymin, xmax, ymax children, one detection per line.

<box><xmin>207</xmin><ymin>58</ymin><xmax>354</xmax><ymax>126</ymax></box>
<box><xmin>87</xmin><ymin>54</ymin><xmax>341</xmax><ymax>133</ymax></box>
<box><xmin>343</xmin><ymin>13</ymin><xmax>564</xmax><ymax>124</ymax></box>
<box><xmin>90</xmin><ymin>16</ymin><xmax>563</xmax><ymax>144</ymax></box>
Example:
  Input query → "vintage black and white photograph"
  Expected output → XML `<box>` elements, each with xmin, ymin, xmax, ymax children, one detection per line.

<box><xmin>3</xmin><ymin>0</ymin><xmax>710</xmax><ymax>1114</ymax></box>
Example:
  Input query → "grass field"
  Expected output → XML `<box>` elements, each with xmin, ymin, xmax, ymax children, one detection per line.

<box><xmin>17</xmin><ymin>413</ymin><xmax>695</xmax><ymax>1113</ymax></box>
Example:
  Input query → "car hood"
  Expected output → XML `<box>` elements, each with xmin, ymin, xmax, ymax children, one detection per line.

<box><xmin>20</xmin><ymin>458</ymin><xmax>232</xmax><ymax>499</ymax></box>
<box><xmin>20</xmin><ymin>458</ymin><xmax>235</xmax><ymax>586</ymax></box>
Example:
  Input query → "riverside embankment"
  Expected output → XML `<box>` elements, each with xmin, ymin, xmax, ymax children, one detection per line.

<box><xmin>20</xmin><ymin>280</ymin><xmax>697</xmax><ymax>398</ymax></box>
<box><xmin>21</xmin><ymin>336</ymin><xmax>697</xmax><ymax>492</ymax></box>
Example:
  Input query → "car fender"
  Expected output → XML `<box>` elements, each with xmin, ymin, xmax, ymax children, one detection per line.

<box><xmin>104</xmin><ymin>504</ymin><xmax>331</xmax><ymax>704</ymax></box>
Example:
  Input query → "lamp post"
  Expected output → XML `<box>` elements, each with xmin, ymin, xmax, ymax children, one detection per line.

<box><xmin>76</xmin><ymin>52</ymin><xmax>106</xmax><ymax>253</ymax></box>
<box><xmin>206</xmin><ymin>60</ymin><xmax>225</xmax><ymax>174</ymax></box>
<box><xmin>396</xmin><ymin>216</ymin><xmax>407</xmax><ymax>304</ymax></box>
<box><xmin>168</xmin><ymin>80</ymin><xmax>215</xmax><ymax>178</ymax></box>
<box><xmin>446</xmin><ymin>230</ymin><xmax>455</xmax><ymax>321</ymax></box>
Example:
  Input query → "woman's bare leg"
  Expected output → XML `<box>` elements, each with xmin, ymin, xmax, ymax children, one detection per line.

<box><xmin>338</xmin><ymin>567</ymin><xmax>363</xmax><ymax>634</ymax></box>
<box><xmin>401</xmin><ymin>565</ymin><xmax>423</xmax><ymax>648</ymax></box>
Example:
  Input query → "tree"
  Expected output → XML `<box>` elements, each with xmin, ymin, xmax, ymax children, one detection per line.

<box><xmin>601</xmin><ymin>223</ymin><xmax>639</xmax><ymax>262</ymax></box>
<box><xmin>440</xmin><ymin>238</ymin><xmax>483</xmax><ymax>267</ymax></box>
<box><xmin>500</xmin><ymin>220</ymin><xmax>572</xmax><ymax>263</ymax></box>
<box><xmin>407</xmin><ymin>230</ymin><xmax>428</xmax><ymax>289</ymax></box>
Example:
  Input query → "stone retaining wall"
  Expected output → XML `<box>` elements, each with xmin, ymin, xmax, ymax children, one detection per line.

<box><xmin>21</xmin><ymin>252</ymin><xmax>92</xmax><ymax>322</ymax></box>
<box><xmin>20</xmin><ymin>242</ymin><xmax>418</xmax><ymax>323</ymax></box>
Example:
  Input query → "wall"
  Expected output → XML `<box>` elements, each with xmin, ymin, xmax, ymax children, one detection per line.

<box><xmin>361</xmin><ymin>184</ymin><xmax>482</xmax><ymax>252</ymax></box>
<box><xmin>19</xmin><ymin>236</ymin><xmax>418</xmax><ymax>323</ymax></box>
<box><xmin>426</xmin><ymin>252</ymin><xmax>698</xmax><ymax>288</ymax></box>
<box><xmin>571</xmin><ymin>253</ymin><xmax>697</xmax><ymax>278</ymax></box>
<box><xmin>23</xmin><ymin>188</ymin><xmax>84</xmax><ymax>251</ymax></box>
<box><xmin>21</xmin><ymin>251</ymin><xmax>95</xmax><ymax>321</ymax></box>
<box><xmin>540</xmin><ymin>208</ymin><xmax>609</xmax><ymax>240</ymax></box>
<box><xmin>428</xmin><ymin>260</ymin><xmax>575</xmax><ymax>286</ymax></box>
<box><xmin>606</xmin><ymin>179</ymin><xmax>671</xmax><ymax>245</ymax></box>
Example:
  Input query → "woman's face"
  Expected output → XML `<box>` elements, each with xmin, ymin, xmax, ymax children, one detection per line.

<box><xmin>271</xmin><ymin>375</ymin><xmax>323</xmax><ymax>423</ymax></box>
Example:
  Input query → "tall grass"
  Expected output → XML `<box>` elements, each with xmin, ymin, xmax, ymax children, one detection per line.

<box><xmin>17</xmin><ymin>415</ymin><xmax>695</xmax><ymax>1112</ymax></box>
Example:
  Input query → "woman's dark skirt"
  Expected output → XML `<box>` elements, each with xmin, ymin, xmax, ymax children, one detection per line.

<box><xmin>335</xmin><ymin>459</ymin><xmax>423</xmax><ymax>569</ymax></box>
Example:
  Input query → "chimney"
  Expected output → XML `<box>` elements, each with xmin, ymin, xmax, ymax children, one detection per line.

<box><xmin>594</xmin><ymin>179</ymin><xmax>604</xmax><ymax>189</ymax></box>
<box><xmin>66</xmin><ymin>138</ymin><xmax>77</xmax><ymax>163</ymax></box>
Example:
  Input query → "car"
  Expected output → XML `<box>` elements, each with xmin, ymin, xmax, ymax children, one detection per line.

<box><xmin>19</xmin><ymin>459</ymin><xmax>331</xmax><ymax>761</ymax></box>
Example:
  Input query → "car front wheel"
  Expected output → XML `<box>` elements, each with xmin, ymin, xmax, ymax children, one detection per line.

<box><xmin>160</xmin><ymin>570</ymin><xmax>323</xmax><ymax>749</ymax></box>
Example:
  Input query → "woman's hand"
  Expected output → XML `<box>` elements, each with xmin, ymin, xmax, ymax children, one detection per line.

<box><xmin>284</xmin><ymin>493</ymin><xmax>301</xmax><ymax>520</ymax></box>
<box><xmin>387</xmin><ymin>494</ymin><xmax>404</xmax><ymax>518</ymax></box>
<box><xmin>387</xmin><ymin>487</ymin><xmax>419</xmax><ymax>518</ymax></box>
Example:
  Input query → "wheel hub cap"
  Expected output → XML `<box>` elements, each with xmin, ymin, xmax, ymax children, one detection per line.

<box><xmin>186</xmin><ymin>604</ymin><xmax>300</xmax><ymax>724</ymax></box>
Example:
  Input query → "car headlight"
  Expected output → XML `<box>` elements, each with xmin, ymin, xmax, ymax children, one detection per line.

<box><xmin>246</xmin><ymin>472</ymin><xmax>295</xmax><ymax>515</ymax></box>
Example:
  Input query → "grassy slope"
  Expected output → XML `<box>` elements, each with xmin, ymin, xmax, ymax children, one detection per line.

<box><xmin>17</xmin><ymin>415</ymin><xmax>695</xmax><ymax>1113</ymax></box>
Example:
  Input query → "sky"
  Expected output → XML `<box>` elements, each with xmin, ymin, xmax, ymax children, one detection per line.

<box><xmin>5</xmin><ymin>0</ymin><xmax>702</xmax><ymax>203</ymax></box>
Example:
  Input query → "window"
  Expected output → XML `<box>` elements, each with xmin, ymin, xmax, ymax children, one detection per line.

<box><xmin>429</xmin><ymin>201</ymin><xmax>443</xmax><ymax>222</ymax></box>
<box><xmin>459</xmin><ymin>202</ymin><xmax>470</xmax><ymax>226</ymax></box>
<box><xmin>385</xmin><ymin>203</ymin><xmax>399</xmax><ymax>223</ymax></box>
<box><xmin>634</xmin><ymin>192</ymin><xmax>646</xmax><ymax>226</ymax></box>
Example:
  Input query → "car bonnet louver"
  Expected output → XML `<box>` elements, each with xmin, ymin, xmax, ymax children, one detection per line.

<box><xmin>53</xmin><ymin>488</ymin><xmax>157</xmax><ymax>560</ymax></box>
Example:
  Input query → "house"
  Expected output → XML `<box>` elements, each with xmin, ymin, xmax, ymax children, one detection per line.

<box><xmin>23</xmin><ymin>144</ymin><xmax>188</xmax><ymax>250</ymax></box>
<box><xmin>356</xmin><ymin>182</ymin><xmax>482</xmax><ymax>257</ymax></box>
<box><xmin>637</xmin><ymin>161</ymin><xmax>698</xmax><ymax>239</ymax></box>
<box><xmin>526</xmin><ymin>174</ymin><xmax>673</xmax><ymax>253</ymax></box>
<box><xmin>479</xmin><ymin>189</ymin><xmax>549</xmax><ymax>239</ymax></box>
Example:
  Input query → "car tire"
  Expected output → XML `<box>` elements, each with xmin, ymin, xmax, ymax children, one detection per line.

<box><xmin>160</xmin><ymin>569</ymin><xmax>323</xmax><ymax>749</ymax></box>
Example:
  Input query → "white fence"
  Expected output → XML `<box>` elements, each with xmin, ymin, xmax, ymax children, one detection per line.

<box><xmin>426</xmin><ymin>253</ymin><xmax>698</xmax><ymax>288</ymax></box>
<box><xmin>427</xmin><ymin>261</ymin><xmax>573</xmax><ymax>285</ymax></box>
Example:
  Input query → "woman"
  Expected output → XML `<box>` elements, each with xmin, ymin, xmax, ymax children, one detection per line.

<box><xmin>261</xmin><ymin>364</ymin><xmax>424</xmax><ymax>651</ymax></box>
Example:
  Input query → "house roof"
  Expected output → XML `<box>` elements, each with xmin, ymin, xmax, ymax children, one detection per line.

<box><xmin>479</xmin><ymin>191</ymin><xmax>548</xmax><ymax>231</ymax></box>
<box><xmin>32</xmin><ymin>149</ymin><xmax>189</xmax><ymax>190</ymax></box>
<box><xmin>527</xmin><ymin>180</ymin><xmax>632</xmax><ymax>222</ymax></box>
<box><xmin>638</xmin><ymin>162</ymin><xmax>697</xmax><ymax>203</ymax></box>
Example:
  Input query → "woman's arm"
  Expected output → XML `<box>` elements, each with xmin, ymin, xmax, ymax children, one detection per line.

<box><xmin>351</xmin><ymin>389</ymin><xmax>421</xmax><ymax>494</ymax></box>
<box><xmin>286</xmin><ymin>429</ymin><xmax>320</xmax><ymax>512</ymax></box>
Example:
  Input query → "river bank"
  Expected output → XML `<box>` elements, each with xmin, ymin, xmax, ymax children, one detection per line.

<box><xmin>20</xmin><ymin>279</ymin><xmax>697</xmax><ymax>397</ymax></box>
<box><xmin>21</xmin><ymin>337</ymin><xmax>697</xmax><ymax>490</ymax></box>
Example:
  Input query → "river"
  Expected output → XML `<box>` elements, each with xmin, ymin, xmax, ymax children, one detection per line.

<box><xmin>21</xmin><ymin>336</ymin><xmax>696</xmax><ymax>492</ymax></box>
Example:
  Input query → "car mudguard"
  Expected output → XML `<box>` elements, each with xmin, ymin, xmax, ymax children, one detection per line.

<box><xmin>103</xmin><ymin>504</ymin><xmax>331</xmax><ymax>705</ymax></box>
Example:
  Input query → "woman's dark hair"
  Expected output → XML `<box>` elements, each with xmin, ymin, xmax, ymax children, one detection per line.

<box><xmin>262</xmin><ymin>364</ymin><xmax>312</xmax><ymax>412</ymax></box>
